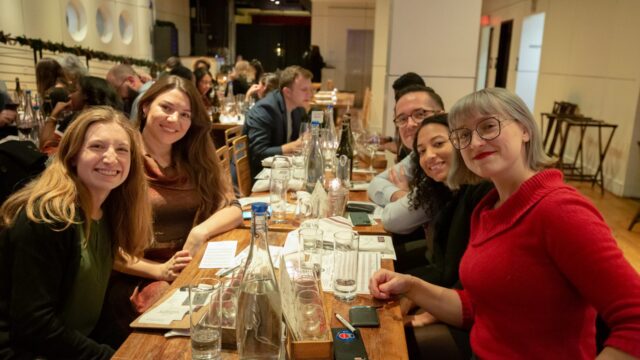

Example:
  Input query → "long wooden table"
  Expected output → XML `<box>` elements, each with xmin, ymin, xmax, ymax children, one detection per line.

<box><xmin>113</xmin><ymin>229</ymin><xmax>408</xmax><ymax>359</ymax></box>
<box><xmin>245</xmin><ymin>163</ymin><xmax>389</xmax><ymax>235</ymax></box>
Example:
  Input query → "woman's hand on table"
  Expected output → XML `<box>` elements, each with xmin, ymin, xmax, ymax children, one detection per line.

<box><xmin>161</xmin><ymin>250</ymin><xmax>192</xmax><ymax>281</ymax></box>
<box><xmin>369</xmin><ymin>269</ymin><xmax>415</xmax><ymax>300</ymax></box>
<box><xmin>182</xmin><ymin>226</ymin><xmax>209</xmax><ymax>256</ymax></box>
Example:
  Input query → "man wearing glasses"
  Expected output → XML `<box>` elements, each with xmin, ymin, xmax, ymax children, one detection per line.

<box><xmin>367</xmin><ymin>84</ymin><xmax>444</xmax><ymax>235</ymax></box>
<box><xmin>106</xmin><ymin>64</ymin><xmax>154</xmax><ymax>120</ymax></box>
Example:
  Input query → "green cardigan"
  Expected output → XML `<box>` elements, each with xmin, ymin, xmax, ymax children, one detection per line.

<box><xmin>0</xmin><ymin>211</ymin><xmax>114</xmax><ymax>359</ymax></box>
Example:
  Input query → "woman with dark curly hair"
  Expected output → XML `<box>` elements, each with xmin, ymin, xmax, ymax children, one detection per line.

<box><xmin>400</xmin><ymin>113</ymin><xmax>492</xmax><ymax>287</ymax></box>
<box><xmin>39</xmin><ymin>76</ymin><xmax>122</xmax><ymax>153</ymax></box>
<box><xmin>394</xmin><ymin>113</ymin><xmax>492</xmax><ymax>360</ymax></box>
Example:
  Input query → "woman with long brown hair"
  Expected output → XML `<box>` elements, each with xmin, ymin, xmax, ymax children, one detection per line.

<box><xmin>106</xmin><ymin>75</ymin><xmax>242</xmax><ymax>339</ymax></box>
<box><xmin>0</xmin><ymin>107</ymin><xmax>152</xmax><ymax>358</ymax></box>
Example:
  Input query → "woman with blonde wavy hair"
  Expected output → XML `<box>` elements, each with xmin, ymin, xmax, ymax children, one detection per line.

<box><xmin>0</xmin><ymin>106</ymin><xmax>152</xmax><ymax>359</ymax></box>
<box><xmin>105</xmin><ymin>75</ymin><xmax>242</xmax><ymax>339</ymax></box>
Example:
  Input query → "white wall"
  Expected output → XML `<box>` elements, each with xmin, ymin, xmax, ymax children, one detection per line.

<box><xmin>310</xmin><ymin>0</ymin><xmax>375</xmax><ymax>90</ymax></box>
<box><xmin>379</xmin><ymin>0</ymin><xmax>482</xmax><ymax>136</ymax></box>
<box><xmin>482</xmin><ymin>0</ymin><xmax>640</xmax><ymax>196</ymax></box>
<box><xmin>536</xmin><ymin>0</ymin><xmax>640</xmax><ymax>197</ymax></box>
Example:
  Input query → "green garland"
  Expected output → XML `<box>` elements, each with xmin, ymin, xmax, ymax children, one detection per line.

<box><xmin>0</xmin><ymin>30</ymin><xmax>159</xmax><ymax>71</ymax></box>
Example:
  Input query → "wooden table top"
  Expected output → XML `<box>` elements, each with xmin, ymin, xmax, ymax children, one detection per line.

<box><xmin>243</xmin><ymin>189</ymin><xmax>387</xmax><ymax>235</ymax></box>
<box><xmin>311</xmin><ymin>92</ymin><xmax>355</xmax><ymax>109</ymax></box>
<box><xmin>113</xmin><ymin>229</ymin><xmax>407</xmax><ymax>360</ymax></box>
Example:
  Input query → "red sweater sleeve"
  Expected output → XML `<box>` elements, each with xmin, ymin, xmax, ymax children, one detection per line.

<box><xmin>541</xmin><ymin>189</ymin><xmax>640</xmax><ymax>357</ymax></box>
<box><xmin>455</xmin><ymin>289</ymin><xmax>475</xmax><ymax>329</ymax></box>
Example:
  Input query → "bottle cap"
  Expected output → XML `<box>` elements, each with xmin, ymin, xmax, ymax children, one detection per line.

<box><xmin>251</xmin><ymin>202</ymin><xmax>269</xmax><ymax>214</ymax></box>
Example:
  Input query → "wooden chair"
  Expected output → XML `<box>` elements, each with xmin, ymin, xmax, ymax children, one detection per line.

<box><xmin>232</xmin><ymin>135</ymin><xmax>252</xmax><ymax>197</ymax></box>
<box><xmin>360</xmin><ymin>87</ymin><xmax>372</xmax><ymax>130</ymax></box>
<box><xmin>224</xmin><ymin>125</ymin><xmax>243</xmax><ymax>149</ymax></box>
<box><xmin>215</xmin><ymin>145</ymin><xmax>232</xmax><ymax>185</ymax></box>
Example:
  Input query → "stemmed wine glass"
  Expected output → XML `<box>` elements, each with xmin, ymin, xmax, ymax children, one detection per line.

<box><xmin>16</xmin><ymin>111</ymin><xmax>35</xmax><ymax>142</ymax></box>
<box><xmin>366</xmin><ymin>132</ymin><xmax>380</xmax><ymax>172</ymax></box>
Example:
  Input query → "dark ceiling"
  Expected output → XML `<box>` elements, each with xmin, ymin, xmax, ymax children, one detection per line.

<box><xmin>235</xmin><ymin>0</ymin><xmax>311</xmax><ymax>12</ymax></box>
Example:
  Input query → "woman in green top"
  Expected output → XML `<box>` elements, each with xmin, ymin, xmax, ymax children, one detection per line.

<box><xmin>0</xmin><ymin>106</ymin><xmax>152</xmax><ymax>359</ymax></box>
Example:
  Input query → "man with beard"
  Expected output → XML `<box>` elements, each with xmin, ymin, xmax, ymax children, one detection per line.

<box><xmin>106</xmin><ymin>64</ymin><xmax>154</xmax><ymax>121</ymax></box>
<box><xmin>367</xmin><ymin>85</ymin><xmax>444</xmax><ymax>235</ymax></box>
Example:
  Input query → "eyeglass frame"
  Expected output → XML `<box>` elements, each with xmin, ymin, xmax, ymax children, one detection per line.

<box><xmin>448</xmin><ymin>116</ymin><xmax>513</xmax><ymax>150</ymax></box>
<box><xmin>393</xmin><ymin>108</ymin><xmax>443</xmax><ymax>127</ymax></box>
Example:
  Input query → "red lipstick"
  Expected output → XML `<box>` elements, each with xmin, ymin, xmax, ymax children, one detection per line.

<box><xmin>473</xmin><ymin>151</ymin><xmax>495</xmax><ymax>160</ymax></box>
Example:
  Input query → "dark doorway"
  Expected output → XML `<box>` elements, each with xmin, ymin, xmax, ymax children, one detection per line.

<box><xmin>236</xmin><ymin>20</ymin><xmax>310</xmax><ymax>73</ymax></box>
<box><xmin>494</xmin><ymin>20</ymin><xmax>513</xmax><ymax>88</ymax></box>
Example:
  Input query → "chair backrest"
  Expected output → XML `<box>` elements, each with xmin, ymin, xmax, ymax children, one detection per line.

<box><xmin>360</xmin><ymin>86</ymin><xmax>372</xmax><ymax>130</ymax></box>
<box><xmin>224</xmin><ymin>125</ymin><xmax>243</xmax><ymax>149</ymax></box>
<box><xmin>232</xmin><ymin>135</ymin><xmax>251</xmax><ymax>197</ymax></box>
<box><xmin>216</xmin><ymin>145</ymin><xmax>233</xmax><ymax>188</ymax></box>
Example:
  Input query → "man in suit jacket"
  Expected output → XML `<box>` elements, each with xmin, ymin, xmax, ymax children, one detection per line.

<box><xmin>244</xmin><ymin>65</ymin><xmax>312</xmax><ymax>179</ymax></box>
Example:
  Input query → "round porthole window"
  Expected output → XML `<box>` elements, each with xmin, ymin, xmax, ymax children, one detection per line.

<box><xmin>96</xmin><ymin>5</ymin><xmax>113</xmax><ymax>43</ymax></box>
<box><xmin>65</xmin><ymin>0</ymin><xmax>87</xmax><ymax>42</ymax></box>
<box><xmin>119</xmin><ymin>11</ymin><xmax>133</xmax><ymax>44</ymax></box>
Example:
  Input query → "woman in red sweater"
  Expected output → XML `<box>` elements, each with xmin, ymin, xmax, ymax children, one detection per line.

<box><xmin>370</xmin><ymin>88</ymin><xmax>640</xmax><ymax>359</ymax></box>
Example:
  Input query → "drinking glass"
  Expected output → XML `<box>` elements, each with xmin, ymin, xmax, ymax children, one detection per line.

<box><xmin>299</xmin><ymin>228</ymin><xmax>324</xmax><ymax>280</ymax></box>
<box><xmin>333</xmin><ymin>230</ymin><xmax>359</xmax><ymax>302</ymax></box>
<box><xmin>366</xmin><ymin>132</ymin><xmax>381</xmax><ymax>171</ymax></box>
<box><xmin>269</xmin><ymin>156</ymin><xmax>291</xmax><ymax>223</ymax></box>
<box><xmin>16</xmin><ymin>112</ymin><xmax>34</xmax><ymax>142</ymax></box>
<box><xmin>295</xmin><ymin>289</ymin><xmax>326</xmax><ymax>340</ymax></box>
<box><xmin>189</xmin><ymin>278</ymin><xmax>222</xmax><ymax>360</ymax></box>
<box><xmin>299</xmin><ymin>122</ymin><xmax>312</xmax><ymax>153</ymax></box>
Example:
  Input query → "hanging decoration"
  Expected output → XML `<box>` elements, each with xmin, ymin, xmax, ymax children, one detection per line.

<box><xmin>0</xmin><ymin>30</ymin><xmax>159</xmax><ymax>71</ymax></box>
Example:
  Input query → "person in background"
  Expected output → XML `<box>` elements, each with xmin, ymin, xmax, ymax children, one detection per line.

<box><xmin>40</xmin><ymin>76</ymin><xmax>122</xmax><ymax>153</ymax></box>
<box><xmin>194</xmin><ymin>67</ymin><xmax>219</xmax><ymax>115</ymax></box>
<box><xmin>370</xmin><ymin>88</ymin><xmax>640</xmax><ymax>359</ymax></box>
<box><xmin>302</xmin><ymin>45</ymin><xmax>326</xmax><ymax>83</ymax></box>
<box><xmin>0</xmin><ymin>91</ymin><xmax>17</xmax><ymax>141</ymax></box>
<box><xmin>225</xmin><ymin>60</ymin><xmax>251</xmax><ymax>96</ymax></box>
<box><xmin>163</xmin><ymin>56</ymin><xmax>182</xmax><ymax>74</ymax></box>
<box><xmin>243</xmin><ymin>65</ymin><xmax>312</xmax><ymax>179</ymax></box>
<box><xmin>0</xmin><ymin>107</ymin><xmax>152</xmax><ymax>359</ymax></box>
<box><xmin>249</xmin><ymin>59</ymin><xmax>264</xmax><ymax>85</ymax></box>
<box><xmin>192</xmin><ymin>58</ymin><xmax>211</xmax><ymax>72</ymax></box>
<box><xmin>60</xmin><ymin>54</ymin><xmax>88</xmax><ymax>87</ymax></box>
<box><xmin>106</xmin><ymin>64</ymin><xmax>154</xmax><ymax>120</ymax></box>
<box><xmin>369</xmin><ymin>85</ymin><xmax>444</xmax><ymax>235</ymax></box>
<box><xmin>104</xmin><ymin>75</ymin><xmax>242</xmax><ymax>341</ymax></box>
<box><xmin>168</xmin><ymin>65</ymin><xmax>195</xmax><ymax>82</ymax></box>
<box><xmin>245</xmin><ymin>72</ymin><xmax>279</xmax><ymax>103</ymax></box>
<box><xmin>35</xmin><ymin>58</ymin><xmax>70</xmax><ymax>118</ymax></box>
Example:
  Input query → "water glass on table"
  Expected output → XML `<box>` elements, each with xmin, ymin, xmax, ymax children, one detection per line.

<box><xmin>295</xmin><ymin>289</ymin><xmax>326</xmax><ymax>340</ymax></box>
<box><xmin>299</xmin><ymin>227</ymin><xmax>324</xmax><ymax>281</ymax></box>
<box><xmin>189</xmin><ymin>278</ymin><xmax>222</xmax><ymax>360</ymax></box>
<box><xmin>333</xmin><ymin>230</ymin><xmax>359</xmax><ymax>302</ymax></box>
<box><xmin>269</xmin><ymin>156</ymin><xmax>291</xmax><ymax>223</ymax></box>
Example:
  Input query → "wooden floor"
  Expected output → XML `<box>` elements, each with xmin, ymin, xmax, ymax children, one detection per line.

<box><xmin>570</xmin><ymin>181</ymin><xmax>640</xmax><ymax>272</ymax></box>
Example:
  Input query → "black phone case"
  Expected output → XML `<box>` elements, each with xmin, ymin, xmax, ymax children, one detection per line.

<box><xmin>349</xmin><ymin>212</ymin><xmax>372</xmax><ymax>226</ymax></box>
<box><xmin>332</xmin><ymin>328</ymin><xmax>368</xmax><ymax>360</ymax></box>
<box><xmin>346</xmin><ymin>203</ymin><xmax>376</xmax><ymax>214</ymax></box>
<box><xmin>349</xmin><ymin>306</ymin><xmax>380</xmax><ymax>327</ymax></box>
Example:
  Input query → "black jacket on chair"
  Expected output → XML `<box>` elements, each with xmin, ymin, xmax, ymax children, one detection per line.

<box><xmin>243</xmin><ymin>90</ymin><xmax>305</xmax><ymax>180</ymax></box>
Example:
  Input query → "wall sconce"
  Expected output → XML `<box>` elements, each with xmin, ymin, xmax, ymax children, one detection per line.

<box><xmin>275</xmin><ymin>43</ymin><xmax>285</xmax><ymax>57</ymax></box>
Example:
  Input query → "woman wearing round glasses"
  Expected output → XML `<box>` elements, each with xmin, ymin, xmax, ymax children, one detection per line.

<box><xmin>370</xmin><ymin>88</ymin><xmax>640</xmax><ymax>358</ymax></box>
